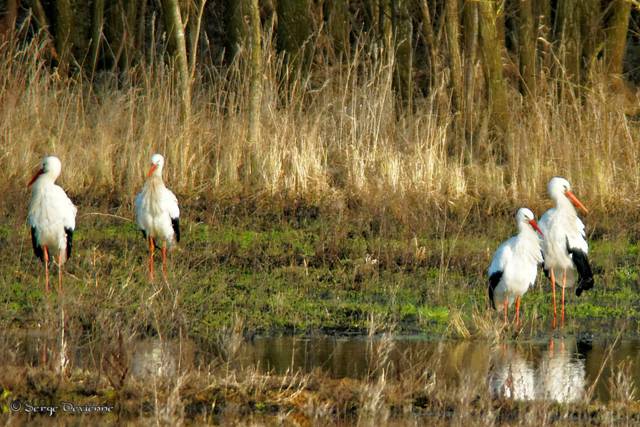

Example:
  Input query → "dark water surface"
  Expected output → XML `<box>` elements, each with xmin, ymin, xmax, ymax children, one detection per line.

<box><xmin>239</xmin><ymin>335</ymin><xmax>640</xmax><ymax>403</ymax></box>
<box><xmin>6</xmin><ymin>331</ymin><xmax>640</xmax><ymax>404</ymax></box>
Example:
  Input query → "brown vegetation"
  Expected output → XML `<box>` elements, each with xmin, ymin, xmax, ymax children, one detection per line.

<box><xmin>0</xmin><ymin>2</ymin><xmax>638</xmax><ymax>227</ymax></box>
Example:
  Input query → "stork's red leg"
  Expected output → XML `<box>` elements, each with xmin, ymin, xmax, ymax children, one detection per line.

<box><xmin>161</xmin><ymin>242</ymin><xmax>168</xmax><ymax>282</ymax></box>
<box><xmin>58</xmin><ymin>253</ymin><xmax>63</xmax><ymax>294</ymax></box>
<box><xmin>550</xmin><ymin>269</ymin><xmax>557</xmax><ymax>329</ymax></box>
<box><xmin>149</xmin><ymin>237</ymin><xmax>155</xmax><ymax>281</ymax></box>
<box><xmin>515</xmin><ymin>296</ymin><xmax>521</xmax><ymax>327</ymax></box>
<box><xmin>44</xmin><ymin>246</ymin><xmax>50</xmax><ymax>293</ymax></box>
<box><xmin>503</xmin><ymin>299</ymin><xmax>508</xmax><ymax>324</ymax></box>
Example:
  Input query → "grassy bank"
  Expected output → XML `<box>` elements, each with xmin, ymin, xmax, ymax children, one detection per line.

<box><xmin>1</xmin><ymin>209</ymin><xmax>639</xmax><ymax>342</ymax></box>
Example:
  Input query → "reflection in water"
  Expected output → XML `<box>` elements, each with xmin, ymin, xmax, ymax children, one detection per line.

<box><xmin>488</xmin><ymin>338</ymin><xmax>586</xmax><ymax>403</ymax></box>
<box><xmin>489</xmin><ymin>345</ymin><xmax>536</xmax><ymax>401</ymax></box>
<box><xmin>131</xmin><ymin>339</ymin><xmax>179</xmax><ymax>379</ymax></box>
<box><xmin>4</xmin><ymin>331</ymin><xmax>640</xmax><ymax>404</ymax></box>
<box><xmin>537</xmin><ymin>338</ymin><xmax>585</xmax><ymax>403</ymax></box>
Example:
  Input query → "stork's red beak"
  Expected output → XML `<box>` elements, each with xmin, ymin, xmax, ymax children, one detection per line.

<box><xmin>28</xmin><ymin>168</ymin><xmax>44</xmax><ymax>187</ymax></box>
<box><xmin>147</xmin><ymin>164</ymin><xmax>158</xmax><ymax>178</ymax></box>
<box><xmin>565</xmin><ymin>190</ymin><xmax>588</xmax><ymax>214</ymax></box>
<box><xmin>529</xmin><ymin>219</ymin><xmax>543</xmax><ymax>237</ymax></box>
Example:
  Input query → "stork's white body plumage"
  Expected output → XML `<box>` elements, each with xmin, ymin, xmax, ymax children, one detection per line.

<box><xmin>538</xmin><ymin>177</ymin><xmax>593</xmax><ymax>327</ymax></box>
<box><xmin>135</xmin><ymin>154</ymin><xmax>180</xmax><ymax>280</ymax></box>
<box><xmin>135</xmin><ymin>180</ymin><xmax>180</xmax><ymax>246</ymax></box>
<box><xmin>488</xmin><ymin>208</ymin><xmax>543</xmax><ymax>324</ymax></box>
<box><xmin>27</xmin><ymin>156</ymin><xmax>77</xmax><ymax>292</ymax></box>
<box><xmin>539</xmin><ymin>205</ymin><xmax>588</xmax><ymax>287</ymax></box>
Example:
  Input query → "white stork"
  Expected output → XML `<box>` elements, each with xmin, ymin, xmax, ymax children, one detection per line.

<box><xmin>488</xmin><ymin>208</ymin><xmax>543</xmax><ymax>326</ymax></box>
<box><xmin>539</xmin><ymin>177</ymin><xmax>593</xmax><ymax>328</ymax></box>
<box><xmin>27</xmin><ymin>156</ymin><xmax>77</xmax><ymax>293</ymax></box>
<box><xmin>135</xmin><ymin>154</ymin><xmax>180</xmax><ymax>281</ymax></box>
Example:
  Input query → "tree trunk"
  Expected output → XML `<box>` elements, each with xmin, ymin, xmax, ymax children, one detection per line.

<box><xmin>363</xmin><ymin>0</ymin><xmax>378</xmax><ymax>33</ymax></box>
<box><xmin>393</xmin><ymin>0</ymin><xmax>413</xmax><ymax>104</ymax></box>
<box><xmin>247</xmin><ymin>0</ymin><xmax>262</xmax><ymax>153</ymax></box>
<box><xmin>225</xmin><ymin>0</ymin><xmax>248</xmax><ymax>60</ymax></box>
<box><xmin>463</xmin><ymin>0</ymin><xmax>479</xmax><ymax>147</ymax></box>
<box><xmin>580</xmin><ymin>0</ymin><xmax>600</xmax><ymax>80</ymax></box>
<box><xmin>605</xmin><ymin>0</ymin><xmax>631</xmax><ymax>75</ymax></box>
<box><xmin>137</xmin><ymin>0</ymin><xmax>148</xmax><ymax>62</ymax></box>
<box><xmin>534</xmin><ymin>0</ymin><xmax>551</xmax><ymax>79</ymax></box>
<box><xmin>495</xmin><ymin>0</ymin><xmax>505</xmax><ymax>51</ymax></box>
<box><xmin>32</xmin><ymin>0</ymin><xmax>58</xmax><ymax>61</ymax></box>
<box><xmin>54</xmin><ymin>0</ymin><xmax>73</xmax><ymax>72</ymax></box>
<box><xmin>163</xmin><ymin>0</ymin><xmax>191</xmax><ymax>121</ymax></box>
<box><xmin>419</xmin><ymin>0</ymin><xmax>437</xmax><ymax>89</ymax></box>
<box><xmin>189</xmin><ymin>0</ymin><xmax>207</xmax><ymax>78</ymax></box>
<box><xmin>478</xmin><ymin>0</ymin><xmax>509</xmax><ymax>137</ymax></box>
<box><xmin>327</xmin><ymin>0</ymin><xmax>350</xmax><ymax>59</ymax></box>
<box><xmin>276</xmin><ymin>0</ymin><xmax>313</xmax><ymax>72</ymax></box>
<box><xmin>518</xmin><ymin>0</ymin><xmax>535</xmax><ymax>96</ymax></box>
<box><xmin>379</xmin><ymin>0</ymin><xmax>392</xmax><ymax>49</ymax></box>
<box><xmin>555</xmin><ymin>0</ymin><xmax>582</xmax><ymax>84</ymax></box>
<box><xmin>0</xmin><ymin>0</ymin><xmax>18</xmax><ymax>39</ymax></box>
<box><xmin>445</xmin><ymin>0</ymin><xmax>463</xmax><ymax>111</ymax></box>
<box><xmin>90</xmin><ymin>0</ymin><xmax>105</xmax><ymax>74</ymax></box>
<box><xmin>122</xmin><ymin>0</ymin><xmax>139</xmax><ymax>70</ymax></box>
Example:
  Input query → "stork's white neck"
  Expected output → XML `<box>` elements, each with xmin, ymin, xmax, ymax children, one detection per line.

<box><xmin>517</xmin><ymin>221</ymin><xmax>539</xmax><ymax>238</ymax></box>
<box><xmin>552</xmin><ymin>193</ymin><xmax>577</xmax><ymax>216</ymax></box>
<box><xmin>146</xmin><ymin>174</ymin><xmax>165</xmax><ymax>191</ymax></box>
<box><xmin>32</xmin><ymin>173</ymin><xmax>58</xmax><ymax>190</ymax></box>
<box><xmin>151</xmin><ymin>166</ymin><xmax>164</xmax><ymax>178</ymax></box>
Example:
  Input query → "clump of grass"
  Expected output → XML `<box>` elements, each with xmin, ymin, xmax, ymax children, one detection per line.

<box><xmin>446</xmin><ymin>308</ymin><xmax>471</xmax><ymax>339</ymax></box>
<box><xmin>608</xmin><ymin>358</ymin><xmax>637</xmax><ymax>403</ymax></box>
<box><xmin>471</xmin><ymin>307</ymin><xmax>503</xmax><ymax>341</ymax></box>
<box><xmin>215</xmin><ymin>314</ymin><xmax>245</xmax><ymax>364</ymax></box>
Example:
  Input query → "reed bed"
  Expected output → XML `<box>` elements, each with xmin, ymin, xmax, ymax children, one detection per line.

<box><xmin>2</xmin><ymin>36</ymin><xmax>639</xmax><ymax>226</ymax></box>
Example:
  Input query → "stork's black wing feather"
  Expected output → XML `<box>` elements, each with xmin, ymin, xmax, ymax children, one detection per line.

<box><xmin>172</xmin><ymin>217</ymin><xmax>180</xmax><ymax>243</ymax></box>
<box><xmin>65</xmin><ymin>227</ymin><xmax>74</xmax><ymax>259</ymax></box>
<box><xmin>31</xmin><ymin>227</ymin><xmax>44</xmax><ymax>262</ymax></box>
<box><xmin>488</xmin><ymin>271</ymin><xmax>503</xmax><ymax>310</ymax></box>
<box><xmin>566</xmin><ymin>238</ymin><xmax>594</xmax><ymax>296</ymax></box>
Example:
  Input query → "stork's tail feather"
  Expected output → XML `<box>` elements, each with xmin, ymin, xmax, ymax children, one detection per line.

<box><xmin>567</xmin><ymin>244</ymin><xmax>594</xmax><ymax>296</ymax></box>
<box><xmin>488</xmin><ymin>271</ymin><xmax>502</xmax><ymax>310</ymax></box>
<box><xmin>30</xmin><ymin>227</ymin><xmax>44</xmax><ymax>262</ymax></box>
<box><xmin>64</xmin><ymin>227</ymin><xmax>74</xmax><ymax>260</ymax></box>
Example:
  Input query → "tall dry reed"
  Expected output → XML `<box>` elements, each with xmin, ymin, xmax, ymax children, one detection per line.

<box><xmin>1</xmin><ymin>34</ymin><xmax>639</xmax><ymax>222</ymax></box>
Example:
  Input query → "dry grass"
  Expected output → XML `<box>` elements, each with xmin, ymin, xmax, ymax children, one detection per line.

<box><xmin>2</xmin><ymin>35</ymin><xmax>640</xmax><ymax>226</ymax></box>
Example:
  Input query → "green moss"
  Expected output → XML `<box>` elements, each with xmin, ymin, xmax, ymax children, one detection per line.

<box><xmin>418</xmin><ymin>306</ymin><xmax>449</xmax><ymax>323</ymax></box>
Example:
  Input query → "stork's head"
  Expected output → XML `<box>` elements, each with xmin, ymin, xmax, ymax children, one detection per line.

<box><xmin>147</xmin><ymin>153</ymin><xmax>165</xmax><ymax>177</ymax></box>
<box><xmin>547</xmin><ymin>176</ymin><xmax>588</xmax><ymax>213</ymax></box>
<box><xmin>516</xmin><ymin>207</ymin><xmax>543</xmax><ymax>236</ymax></box>
<box><xmin>28</xmin><ymin>155</ymin><xmax>62</xmax><ymax>187</ymax></box>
